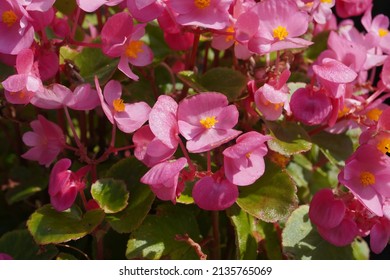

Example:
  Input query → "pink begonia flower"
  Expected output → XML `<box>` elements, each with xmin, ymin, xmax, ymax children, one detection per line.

<box><xmin>2</xmin><ymin>48</ymin><xmax>42</xmax><ymax>104</ymax></box>
<box><xmin>211</xmin><ymin>0</ymin><xmax>254</xmax><ymax>60</ymax></box>
<box><xmin>370</xmin><ymin>219</ymin><xmax>390</xmax><ymax>254</ymax></box>
<box><xmin>0</xmin><ymin>253</ymin><xmax>13</xmax><ymax>260</ymax></box>
<box><xmin>309</xmin><ymin>189</ymin><xmax>346</xmax><ymax>229</ymax></box>
<box><xmin>28</xmin><ymin>8</ymin><xmax>54</xmax><ymax>32</ymax></box>
<box><xmin>336</xmin><ymin>0</ymin><xmax>372</xmax><ymax>18</ymax></box>
<box><xmin>76</xmin><ymin>0</ymin><xmax>123</xmax><ymax>12</ymax></box>
<box><xmin>177</xmin><ymin>92</ymin><xmax>241</xmax><ymax>153</ymax></box>
<box><xmin>339</xmin><ymin>145</ymin><xmax>390</xmax><ymax>217</ymax></box>
<box><xmin>0</xmin><ymin>1</ymin><xmax>35</xmax><ymax>55</ymax></box>
<box><xmin>192</xmin><ymin>176</ymin><xmax>238</xmax><ymax>211</ymax></box>
<box><xmin>49</xmin><ymin>158</ymin><xmax>90</xmax><ymax>211</ymax></box>
<box><xmin>21</xmin><ymin>115</ymin><xmax>66</xmax><ymax>167</ymax></box>
<box><xmin>127</xmin><ymin>0</ymin><xmax>165</xmax><ymax>22</ymax></box>
<box><xmin>95</xmin><ymin>78</ymin><xmax>151</xmax><ymax>134</ymax></box>
<box><xmin>312</xmin><ymin>57</ymin><xmax>357</xmax><ymax>99</ymax></box>
<box><xmin>296</xmin><ymin>0</ymin><xmax>334</xmax><ymax>25</ymax></box>
<box><xmin>140</xmin><ymin>157</ymin><xmax>187</xmax><ymax>203</ymax></box>
<box><xmin>378</xmin><ymin>107</ymin><xmax>390</xmax><ymax>131</ymax></box>
<box><xmin>101</xmin><ymin>12</ymin><xmax>153</xmax><ymax>80</ymax></box>
<box><xmin>31</xmin><ymin>83</ymin><xmax>99</xmax><ymax>111</ymax></box>
<box><xmin>254</xmin><ymin>69</ymin><xmax>290</xmax><ymax>121</ymax></box>
<box><xmin>317</xmin><ymin>217</ymin><xmax>359</xmax><ymax>247</ymax></box>
<box><xmin>290</xmin><ymin>86</ymin><xmax>333</xmax><ymax>126</ymax></box>
<box><xmin>223</xmin><ymin>131</ymin><xmax>271</xmax><ymax>186</ymax></box>
<box><xmin>236</xmin><ymin>0</ymin><xmax>312</xmax><ymax>55</ymax></box>
<box><xmin>361</xmin><ymin>6</ymin><xmax>390</xmax><ymax>54</ymax></box>
<box><xmin>167</xmin><ymin>0</ymin><xmax>233</xmax><ymax>30</ymax></box>
<box><xmin>158</xmin><ymin>9</ymin><xmax>195</xmax><ymax>51</ymax></box>
<box><xmin>18</xmin><ymin>0</ymin><xmax>55</xmax><ymax>12</ymax></box>
<box><xmin>35</xmin><ymin>46</ymin><xmax>58</xmax><ymax>81</ymax></box>
<box><xmin>133</xmin><ymin>125</ymin><xmax>176</xmax><ymax>167</ymax></box>
<box><xmin>313</xmin><ymin>14</ymin><xmax>337</xmax><ymax>35</ymax></box>
<box><xmin>149</xmin><ymin>95</ymin><xmax>179</xmax><ymax>149</ymax></box>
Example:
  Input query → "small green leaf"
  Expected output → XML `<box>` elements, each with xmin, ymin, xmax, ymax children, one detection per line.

<box><xmin>177</xmin><ymin>71</ymin><xmax>207</xmax><ymax>93</ymax></box>
<box><xmin>199</xmin><ymin>67</ymin><xmax>247</xmax><ymax>101</ymax></box>
<box><xmin>74</xmin><ymin>47</ymin><xmax>117</xmax><ymax>84</ymax></box>
<box><xmin>237</xmin><ymin>161</ymin><xmax>298</xmax><ymax>223</ymax></box>
<box><xmin>305</xmin><ymin>31</ymin><xmax>330</xmax><ymax>61</ymax></box>
<box><xmin>91</xmin><ymin>179</ymin><xmax>129</xmax><ymax>214</ymax></box>
<box><xmin>176</xmin><ymin>181</ymin><xmax>195</xmax><ymax>204</ymax></box>
<box><xmin>0</xmin><ymin>229</ymin><xmax>58</xmax><ymax>260</ymax></box>
<box><xmin>227</xmin><ymin>205</ymin><xmax>259</xmax><ymax>260</ymax></box>
<box><xmin>54</xmin><ymin>0</ymin><xmax>77</xmax><ymax>15</ymax></box>
<box><xmin>282</xmin><ymin>205</ymin><xmax>369</xmax><ymax>260</ymax></box>
<box><xmin>105</xmin><ymin>158</ymin><xmax>155</xmax><ymax>233</ymax></box>
<box><xmin>267</xmin><ymin>121</ymin><xmax>312</xmax><ymax>156</ymax></box>
<box><xmin>126</xmin><ymin>204</ymin><xmax>202</xmax><ymax>260</ymax></box>
<box><xmin>27</xmin><ymin>205</ymin><xmax>105</xmax><ymax>245</ymax></box>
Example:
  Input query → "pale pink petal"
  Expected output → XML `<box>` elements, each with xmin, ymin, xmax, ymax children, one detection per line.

<box><xmin>103</xmin><ymin>80</ymin><xmax>122</xmax><ymax>106</ymax></box>
<box><xmin>118</xmin><ymin>55</ymin><xmax>139</xmax><ymax>80</ymax></box>
<box><xmin>186</xmin><ymin>128</ymin><xmax>241</xmax><ymax>153</ymax></box>
<box><xmin>114</xmin><ymin>102</ymin><xmax>151</xmax><ymax>133</ymax></box>
<box><xmin>16</xmin><ymin>48</ymin><xmax>34</xmax><ymax>74</ymax></box>
<box><xmin>313</xmin><ymin>58</ymin><xmax>357</xmax><ymax>83</ymax></box>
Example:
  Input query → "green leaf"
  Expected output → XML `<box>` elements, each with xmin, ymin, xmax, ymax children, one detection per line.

<box><xmin>237</xmin><ymin>161</ymin><xmax>298</xmax><ymax>223</ymax></box>
<box><xmin>177</xmin><ymin>71</ymin><xmax>207</xmax><ymax>93</ymax></box>
<box><xmin>259</xmin><ymin>221</ymin><xmax>283</xmax><ymax>260</ymax></box>
<box><xmin>176</xmin><ymin>181</ymin><xmax>195</xmax><ymax>204</ymax></box>
<box><xmin>267</xmin><ymin>121</ymin><xmax>312</xmax><ymax>156</ymax></box>
<box><xmin>91</xmin><ymin>179</ymin><xmax>129</xmax><ymax>214</ymax></box>
<box><xmin>105</xmin><ymin>158</ymin><xmax>155</xmax><ymax>233</ymax></box>
<box><xmin>74</xmin><ymin>47</ymin><xmax>117</xmax><ymax>84</ymax></box>
<box><xmin>56</xmin><ymin>253</ymin><xmax>78</xmax><ymax>260</ymax></box>
<box><xmin>145</xmin><ymin>24</ymin><xmax>171</xmax><ymax>60</ymax></box>
<box><xmin>311</xmin><ymin>131</ymin><xmax>353</xmax><ymax>165</ymax></box>
<box><xmin>27</xmin><ymin>205</ymin><xmax>105</xmax><ymax>245</ymax></box>
<box><xmin>305</xmin><ymin>31</ymin><xmax>330</xmax><ymax>61</ymax></box>
<box><xmin>282</xmin><ymin>205</ymin><xmax>369</xmax><ymax>260</ymax></box>
<box><xmin>0</xmin><ymin>229</ymin><xmax>58</xmax><ymax>260</ymax></box>
<box><xmin>199</xmin><ymin>67</ymin><xmax>247</xmax><ymax>101</ymax></box>
<box><xmin>126</xmin><ymin>204</ymin><xmax>202</xmax><ymax>260</ymax></box>
<box><xmin>227</xmin><ymin>205</ymin><xmax>259</xmax><ymax>260</ymax></box>
<box><xmin>54</xmin><ymin>0</ymin><xmax>77</xmax><ymax>15</ymax></box>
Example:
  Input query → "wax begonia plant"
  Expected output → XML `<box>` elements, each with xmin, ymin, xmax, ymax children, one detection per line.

<box><xmin>0</xmin><ymin>0</ymin><xmax>390</xmax><ymax>261</ymax></box>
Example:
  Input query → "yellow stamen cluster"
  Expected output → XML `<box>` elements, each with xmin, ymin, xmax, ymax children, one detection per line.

<box><xmin>125</xmin><ymin>41</ymin><xmax>144</xmax><ymax>59</ymax></box>
<box><xmin>320</xmin><ymin>0</ymin><xmax>333</xmax><ymax>4</ymax></box>
<box><xmin>194</xmin><ymin>0</ymin><xmax>211</xmax><ymax>9</ymax></box>
<box><xmin>113</xmin><ymin>98</ymin><xmax>125</xmax><ymax>112</ymax></box>
<box><xmin>273</xmin><ymin>26</ymin><xmax>289</xmax><ymax>41</ymax></box>
<box><xmin>378</xmin><ymin>28</ymin><xmax>389</xmax><ymax>38</ymax></box>
<box><xmin>225</xmin><ymin>26</ymin><xmax>235</xmax><ymax>42</ymax></box>
<box><xmin>360</xmin><ymin>171</ymin><xmax>375</xmax><ymax>187</ymax></box>
<box><xmin>200</xmin><ymin>116</ymin><xmax>218</xmax><ymax>129</ymax></box>
<box><xmin>2</xmin><ymin>10</ymin><xmax>18</xmax><ymax>27</ymax></box>
<box><xmin>377</xmin><ymin>138</ymin><xmax>390</xmax><ymax>154</ymax></box>
<box><xmin>366</xmin><ymin>108</ymin><xmax>383</xmax><ymax>122</ymax></box>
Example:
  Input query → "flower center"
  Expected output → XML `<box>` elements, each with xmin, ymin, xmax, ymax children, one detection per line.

<box><xmin>200</xmin><ymin>116</ymin><xmax>218</xmax><ymax>129</ymax></box>
<box><xmin>245</xmin><ymin>152</ymin><xmax>251</xmax><ymax>159</ymax></box>
<box><xmin>377</xmin><ymin>138</ymin><xmax>390</xmax><ymax>154</ymax></box>
<box><xmin>366</xmin><ymin>108</ymin><xmax>382</xmax><ymax>121</ymax></box>
<box><xmin>273</xmin><ymin>26</ymin><xmax>288</xmax><ymax>41</ymax></box>
<box><xmin>360</xmin><ymin>171</ymin><xmax>375</xmax><ymax>187</ymax></box>
<box><xmin>320</xmin><ymin>0</ymin><xmax>332</xmax><ymax>4</ymax></box>
<box><xmin>225</xmin><ymin>26</ymin><xmax>235</xmax><ymax>42</ymax></box>
<box><xmin>378</xmin><ymin>28</ymin><xmax>389</xmax><ymax>37</ymax></box>
<box><xmin>194</xmin><ymin>0</ymin><xmax>211</xmax><ymax>9</ymax></box>
<box><xmin>2</xmin><ymin>10</ymin><xmax>18</xmax><ymax>27</ymax></box>
<box><xmin>125</xmin><ymin>41</ymin><xmax>144</xmax><ymax>59</ymax></box>
<box><xmin>113</xmin><ymin>98</ymin><xmax>125</xmax><ymax>112</ymax></box>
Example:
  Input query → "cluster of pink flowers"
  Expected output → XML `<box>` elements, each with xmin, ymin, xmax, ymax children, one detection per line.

<box><xmin>2</xmin><ymin>0</ymin><xmax>390</xmax><ymax>257</ymax></box>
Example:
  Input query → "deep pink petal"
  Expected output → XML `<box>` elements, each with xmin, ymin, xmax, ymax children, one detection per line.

<box><xmin>118</xmin><ymin>55</ymin><xmax>139</xmax><ymax>80</ymax></box>
<box><xmin>16</xmin><ymin>48</ymin><xmax>34</xmax><ymax>74</ymax></box>
<box><xmin>317</xmin><ymin>217</ymin><xmax>358</xmax><ymax>247</ymax></box>
<box><xmin>193</xmin><ymin>176</ymin><xmax>238</xmax><ymax>211</ymax></box>
<box><xmin>370</xmin><ymin>221</ymin><xmax>390</xmax><ymax>254</ymax></box>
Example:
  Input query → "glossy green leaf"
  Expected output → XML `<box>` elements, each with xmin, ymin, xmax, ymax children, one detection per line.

<box><xmin>282</xmin><ymin>205</ymin><xmax>369</xmax><ymax>260</ymax></box>
<box><xmin>311</xmin><ymin>131</ymin><xmax>353</xmax><ymax>165</ymax></box>
<box><xmin>126</xmin><ymin>205</ymin><xmax>202</xmax><ymax>260</ymax></box>
<box><xmin>227</xmin><ymin>205</ymin><xmax>259</xmax><ymax>260</ymax></box>
<box><xmin>105</xmin><ymin>158</ymin><xmax>155</xmax><ymax>233</ymax></box>
<box><xmin>199</xmin><ymin>67</ymin><xmax>247</xmax><ymax>101</ymax></box>
<box><xmin>74</xmin><ymin>47</ymin><xmax>118</xmax><ymax>84</ymax></box>
<box><xmin>27</xmin><ymin>205</ymin><xmax>105</xmax><ymax>245</ymax></box>
<box><xmin>267</xmin><ymin>121</ymin><xmax>312</xmax><ymax>156</ymax></box>
<box><xmin>91</xmin><ymin>179</ymin><xmax>129</xmax><ymax>214</ymax></box>
<box><xmin>237</xmin><ymin>161</ymin><xmax>298</xmax><ymax>223</ymax></box>
<box><xmin>0</xmin><ymin>229</ymin><xmax>58</xmax><ymax>260</ymax></box>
